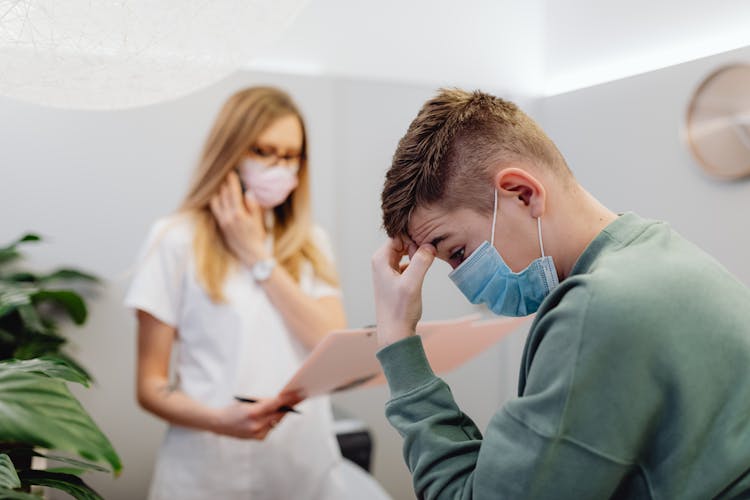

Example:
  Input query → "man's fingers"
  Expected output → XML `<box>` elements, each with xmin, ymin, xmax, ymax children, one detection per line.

<box><xmin>403</xmin><ymin>245</ymin><xmax>436</xmax><ymax>284</ymax></box>
<box><xmin>372</xmin><ymin>239</ymin><xmax>397</xmax><ymax>272</ymax></box>
<box><xmin>373</xmin><ymin>239</ymin><xmax>434</xmax><ymax>280</ymax></box>
<box><xmin>407</xmin><ymin>242</ymin><xmax>418</xmax><ymax>259</ymax></box>
<box><xmin>385</xmin><ymin>237</ymin><xmax>408</xmax><ymax>271</ymax></box>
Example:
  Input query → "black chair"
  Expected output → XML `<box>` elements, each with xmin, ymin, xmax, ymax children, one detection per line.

<box><xmin>332</xmin><ymin>406</ymin><xmax>373</xmax><ymax>473</ymax></box>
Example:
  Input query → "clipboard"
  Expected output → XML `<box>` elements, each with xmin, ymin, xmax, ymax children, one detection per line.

<box><xmin>280</xmin><ymin>315</ymin><xmax>531</xmax><ymax>398</ymax></box>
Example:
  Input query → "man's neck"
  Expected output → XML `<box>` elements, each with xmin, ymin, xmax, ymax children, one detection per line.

<box><xmin>548</xmin><ymin>186</ymin><xmax>618</xmax><ymax>280</ymax></box>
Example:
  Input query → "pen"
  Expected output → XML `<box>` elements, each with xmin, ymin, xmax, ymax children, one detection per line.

<box><xmin>233</xmin><ymin>396</ymin><xmax>301</xmax><ymax>414</ymax></box>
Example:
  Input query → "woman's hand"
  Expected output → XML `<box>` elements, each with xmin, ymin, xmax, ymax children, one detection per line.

<box><xmin>371</xmin><ymin>237</ymin><xmax>436</xmax><ymax>348</ymax></box>
<box><xmin>211</xmin><ymin>394</ymin><xmax>301</xmax><ymax>440</ymax></box>
<box><xmin>210</xmin><ymin>171</ymin><xmax>269</xmax><ymax>267</ymax></box>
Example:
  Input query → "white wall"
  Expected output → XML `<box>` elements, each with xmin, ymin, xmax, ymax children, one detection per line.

<box><xmin>538</xmin><ymin>45</ymin><xmax>750</xmax><ymax>287</ymax></box>
<box><xmin>249</xmin><ymin>0</ymin><xmax>544</xmax><ymax>95</ymax></box>
<box><xmin>245</xmin><ymin>0</ymin><xmax>750</xmax><ymax>98</ymax></box>
<box><xmin>542</xmin><ymin>0</ymin><xmax>750</xmax><ymax>95</ymax></box>
<box><xmin>0</xmin><ymin>71</ymin><xmax>529</xmax><ymax>499</ymax></box>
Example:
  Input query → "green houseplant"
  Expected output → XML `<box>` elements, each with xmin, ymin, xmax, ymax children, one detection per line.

<box><xmin>0</xmin><ymin>233</ymin><xmax>122</xmax><ymax>499</ymax></box>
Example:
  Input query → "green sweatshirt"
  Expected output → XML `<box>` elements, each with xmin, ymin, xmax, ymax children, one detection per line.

<box><xmin>377</xmin><ymin>213</ymin><xmax>750</xmax><ymax>499</ymax></box>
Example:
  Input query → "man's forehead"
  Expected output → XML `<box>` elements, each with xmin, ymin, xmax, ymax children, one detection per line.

<box><xmin>407</xmin><ymin>204</ymin><xmax>450</xmax><ymax>244</ymax></box>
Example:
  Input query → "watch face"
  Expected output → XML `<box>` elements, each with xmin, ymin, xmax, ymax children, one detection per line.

<box><xmin>252</xmin><ymin>259</ymin><xmax>275</xmax><ymax>281</ymax></box>
<box><xmin>686</xmin><ymin>63</ymin><xmax>750</xmax><ymax>180</ymax></box>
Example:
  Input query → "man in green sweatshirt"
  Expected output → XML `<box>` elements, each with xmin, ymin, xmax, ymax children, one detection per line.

<box><xmin>371</xmin><ymin>88</ymin><xmax>750</xmax><ymax>499</ymax></box>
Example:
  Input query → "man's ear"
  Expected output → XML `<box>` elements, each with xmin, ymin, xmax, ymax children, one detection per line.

<box><xmin>494</xmin><ymin>167</ymin><xmax>546</xmax><ymax>218</ymax></box>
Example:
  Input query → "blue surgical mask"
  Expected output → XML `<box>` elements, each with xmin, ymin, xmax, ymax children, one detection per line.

<box><xmin>448</xmin><ymin>190</ymin><xmax>559</xmax><ymax>316</ymax></box>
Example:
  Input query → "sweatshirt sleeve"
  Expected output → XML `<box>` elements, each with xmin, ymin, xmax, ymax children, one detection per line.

<box><xmin>377</xmin><ymin>336</ymin><xmax>483</xmax><ymax>499</ymax></box>
<box><xmin>376</xmin><ymin>293</ymin><xmax>645</xmax><ymax>499</ymax></box>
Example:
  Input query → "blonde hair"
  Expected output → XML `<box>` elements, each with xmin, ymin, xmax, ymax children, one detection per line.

<box><xmin>179</xmin><ymin>86</ymin><xmax>338</xmax><ymax>302</ymax></box>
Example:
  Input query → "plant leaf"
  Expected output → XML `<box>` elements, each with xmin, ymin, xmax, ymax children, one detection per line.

<box><xmin>43</xmin><ymin>456</ymin><xmax>106</xmax><ymax>474</ymax></box>
<box><xmin>0</xmin><ymin>367</ymin><xmax>122</xmax><ymax>474</ymax></box>
<box><xmin>37</xmin><ymin>453</ymin><xmax>109</xmax><ymax>472</ymax></box>
<box><xmin>0</xmin><ymin>454</ymin><xmax>20</xmax><ymax>489</ymax></box>
<box><xmin>0</xmin><ymin>449</ymin><xmax>106</xmax><ymax>475</ymax></box>
<box><xmin>0</xmin><ymin>234</ymin><xmax>41</xmax><ymax>268</ymax></box>
<box><xmin>38</xmin><ymin>269</ymin><xmax>99</xmax><ymax>284</ymax></box>
<box><xmin>30</xmin><ymin>291</ymin><xmax>87</xmax><ymax>326</ymax></box>
<box><xmin>0</xmin><ymin>330</ymin><xmax>14</xmax><ymax>345</ymax></box>
<box><xmin>19</xmin><ymin>470</ymin><xmax>102</xmax><ymax>500</ymax></box>
<box><xmin>0</xmin><ymin>234</ymin><xmax>42</xmax><ymax>251</ymax></box>
<box><xmin>1</xmin><ymin>274</ymin><xmax>37</xmax><ymax>284</ymax></box>
<box><xmin>0</xmin><ymin>358</ymin><xmax>89</xmax><ymax>387</ymax></box>
<box><xmin>15</xmin><ymin>306</ymin><xmax>44</xmax><ymax>335</ymax></box>
<box><xmin>0</xmin><ymin>487</ymin><xmax>40</xmax><ymax>499</ymax></box>
<box><xmin>16</xmin><ymin>235</ymin><xmax>41</xmax><ymax>245</ymax></box>
<box><xmin>0</xmin><ymin>250</ymin><xmax>21</xmax><ymax>267</ymax></box>
<box><xmin>45</xmin><ymin>467</ymin><xmax>85</xmax><ymax>475</ymax></box>
<box><xmin>12</xmin><ymin>333</ymin><xmax>67</xmax><ymax>360</ymax></box>
<box><xmin>49</xmin><ymin>354</ymin><xmax>93</xmax><ymax>386</ymax></box>
<box><xmin>0</xmin><ymin>286</ymin><xmax>33</xmax><ymax>320</ymax></box>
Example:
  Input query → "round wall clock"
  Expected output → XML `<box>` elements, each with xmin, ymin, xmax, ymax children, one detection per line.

<box><xmin>685</xmin><ymin>63</ymin><xmax>750</xmax><ymax>180</ymax></box>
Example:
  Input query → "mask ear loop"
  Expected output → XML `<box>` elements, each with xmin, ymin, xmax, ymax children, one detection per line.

<box><xmin>537</xmin><ymin>216</ymin><xmax>546</xmax><ymax>257</ymax></box>
<box><xmin>491</xmin><ymin>189</ymin><xmax>499</xmax><ymax>247</ymax></box>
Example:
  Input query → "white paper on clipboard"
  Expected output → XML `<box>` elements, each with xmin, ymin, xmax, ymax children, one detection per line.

<box><xmin>280</xmin><ymin>314</ymin><xmax>532</xmax><ymax>398</ymax></box>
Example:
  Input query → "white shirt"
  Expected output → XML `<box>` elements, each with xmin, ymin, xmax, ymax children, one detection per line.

<box><xmin>125</xmin><ymin>213</ymin><xmax>354</xmax><ymax>500</ymax></box>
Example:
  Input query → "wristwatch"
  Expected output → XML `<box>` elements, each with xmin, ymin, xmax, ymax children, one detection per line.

<box><xmin>250</xmin><ymin>258</ymin><xmax>276</xmax><ymax>282</ymax></box>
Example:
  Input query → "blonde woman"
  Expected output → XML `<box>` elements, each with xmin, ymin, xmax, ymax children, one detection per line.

<box><xmin>125</xmin><ymin>87</ymin><xmax>353</xmax><ymax>499</ymax></box>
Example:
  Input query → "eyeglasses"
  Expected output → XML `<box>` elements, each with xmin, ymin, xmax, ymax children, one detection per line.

<box><xmin>250</xmin><ymin>145</ymin><xmax>305</xmax><ymax>167</ymax></box>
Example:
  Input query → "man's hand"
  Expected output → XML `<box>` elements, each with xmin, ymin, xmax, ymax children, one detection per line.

<box><xmin>371</xmin><ymin>237</ymin><xmax>436</xmax><ymax>348</ymax></box>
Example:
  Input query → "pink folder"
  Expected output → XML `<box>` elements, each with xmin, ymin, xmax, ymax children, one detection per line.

<box><xmin>280</xmin><ymin>315</ymin><xmax>532</xmax><ymax>398</ymax></box>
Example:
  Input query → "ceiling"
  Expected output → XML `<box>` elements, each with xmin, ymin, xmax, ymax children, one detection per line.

<box><xmin>247</xmin><ymin>0</ymin><xmax>750</xmax><ymax>97</ymax></box>
<box><xmin>1</xmin><ymin>0</ymin><xmax>748</xmax><ymax>109</ymax></box>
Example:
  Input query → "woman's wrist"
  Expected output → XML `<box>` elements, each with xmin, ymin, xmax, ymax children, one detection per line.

<box><xmin>242</xmin><ymin>245</ymin><xmax>271</xmax><ymax>267</ymax></box>
<box><xmin>205</xmin><ymin>407</ymin><xmax>223</xmax><ymax>434</ymax></box>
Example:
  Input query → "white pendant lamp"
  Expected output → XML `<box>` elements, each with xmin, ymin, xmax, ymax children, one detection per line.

<box><xmin>0</xmin><ymin>0</ymin><xmax>308</xmax><ymax>110</ymax></box>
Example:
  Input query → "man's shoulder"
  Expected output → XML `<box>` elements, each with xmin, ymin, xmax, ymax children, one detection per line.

<box><xmin>535</xmin><ymin>262</ymin><xmax>657</xmax><ymax>344</ymax></box>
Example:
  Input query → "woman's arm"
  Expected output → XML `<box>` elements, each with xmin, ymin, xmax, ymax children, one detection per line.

<box><xmin>260</xmin><ymin>269</ymin><xmax>346</xmax><ymax>349</ymax></box>
<box><xmin>135</xmin><ymin>309</ymin><xmax>293</xmax><ymax>439</ymax></box>
<box><xmin>210</xmin><ymin>172</ymin><xmax>346</xmax><ymax>349</ymax></box>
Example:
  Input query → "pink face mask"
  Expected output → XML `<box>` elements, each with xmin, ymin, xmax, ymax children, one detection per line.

<box><xmin>238</xmin><ymin>159</ymin><xmax>299</xmax><ymax>208</ymax></box>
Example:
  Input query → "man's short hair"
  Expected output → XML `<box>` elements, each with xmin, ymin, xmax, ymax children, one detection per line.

<box><xmin>381</xmin><ymin>88</ymin><xmax>571</xmax><ymax>238</ymax></box>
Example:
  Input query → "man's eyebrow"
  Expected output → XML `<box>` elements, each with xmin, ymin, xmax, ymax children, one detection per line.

<box><xmin>406</xmin><ymin>232</ymin><xmax>448</xmax><ymax>251</ymax></box>
<box><xmin>430</xmin><ymin>235</ymin><xmax>447</xmax><ymax>251</ymax></box>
